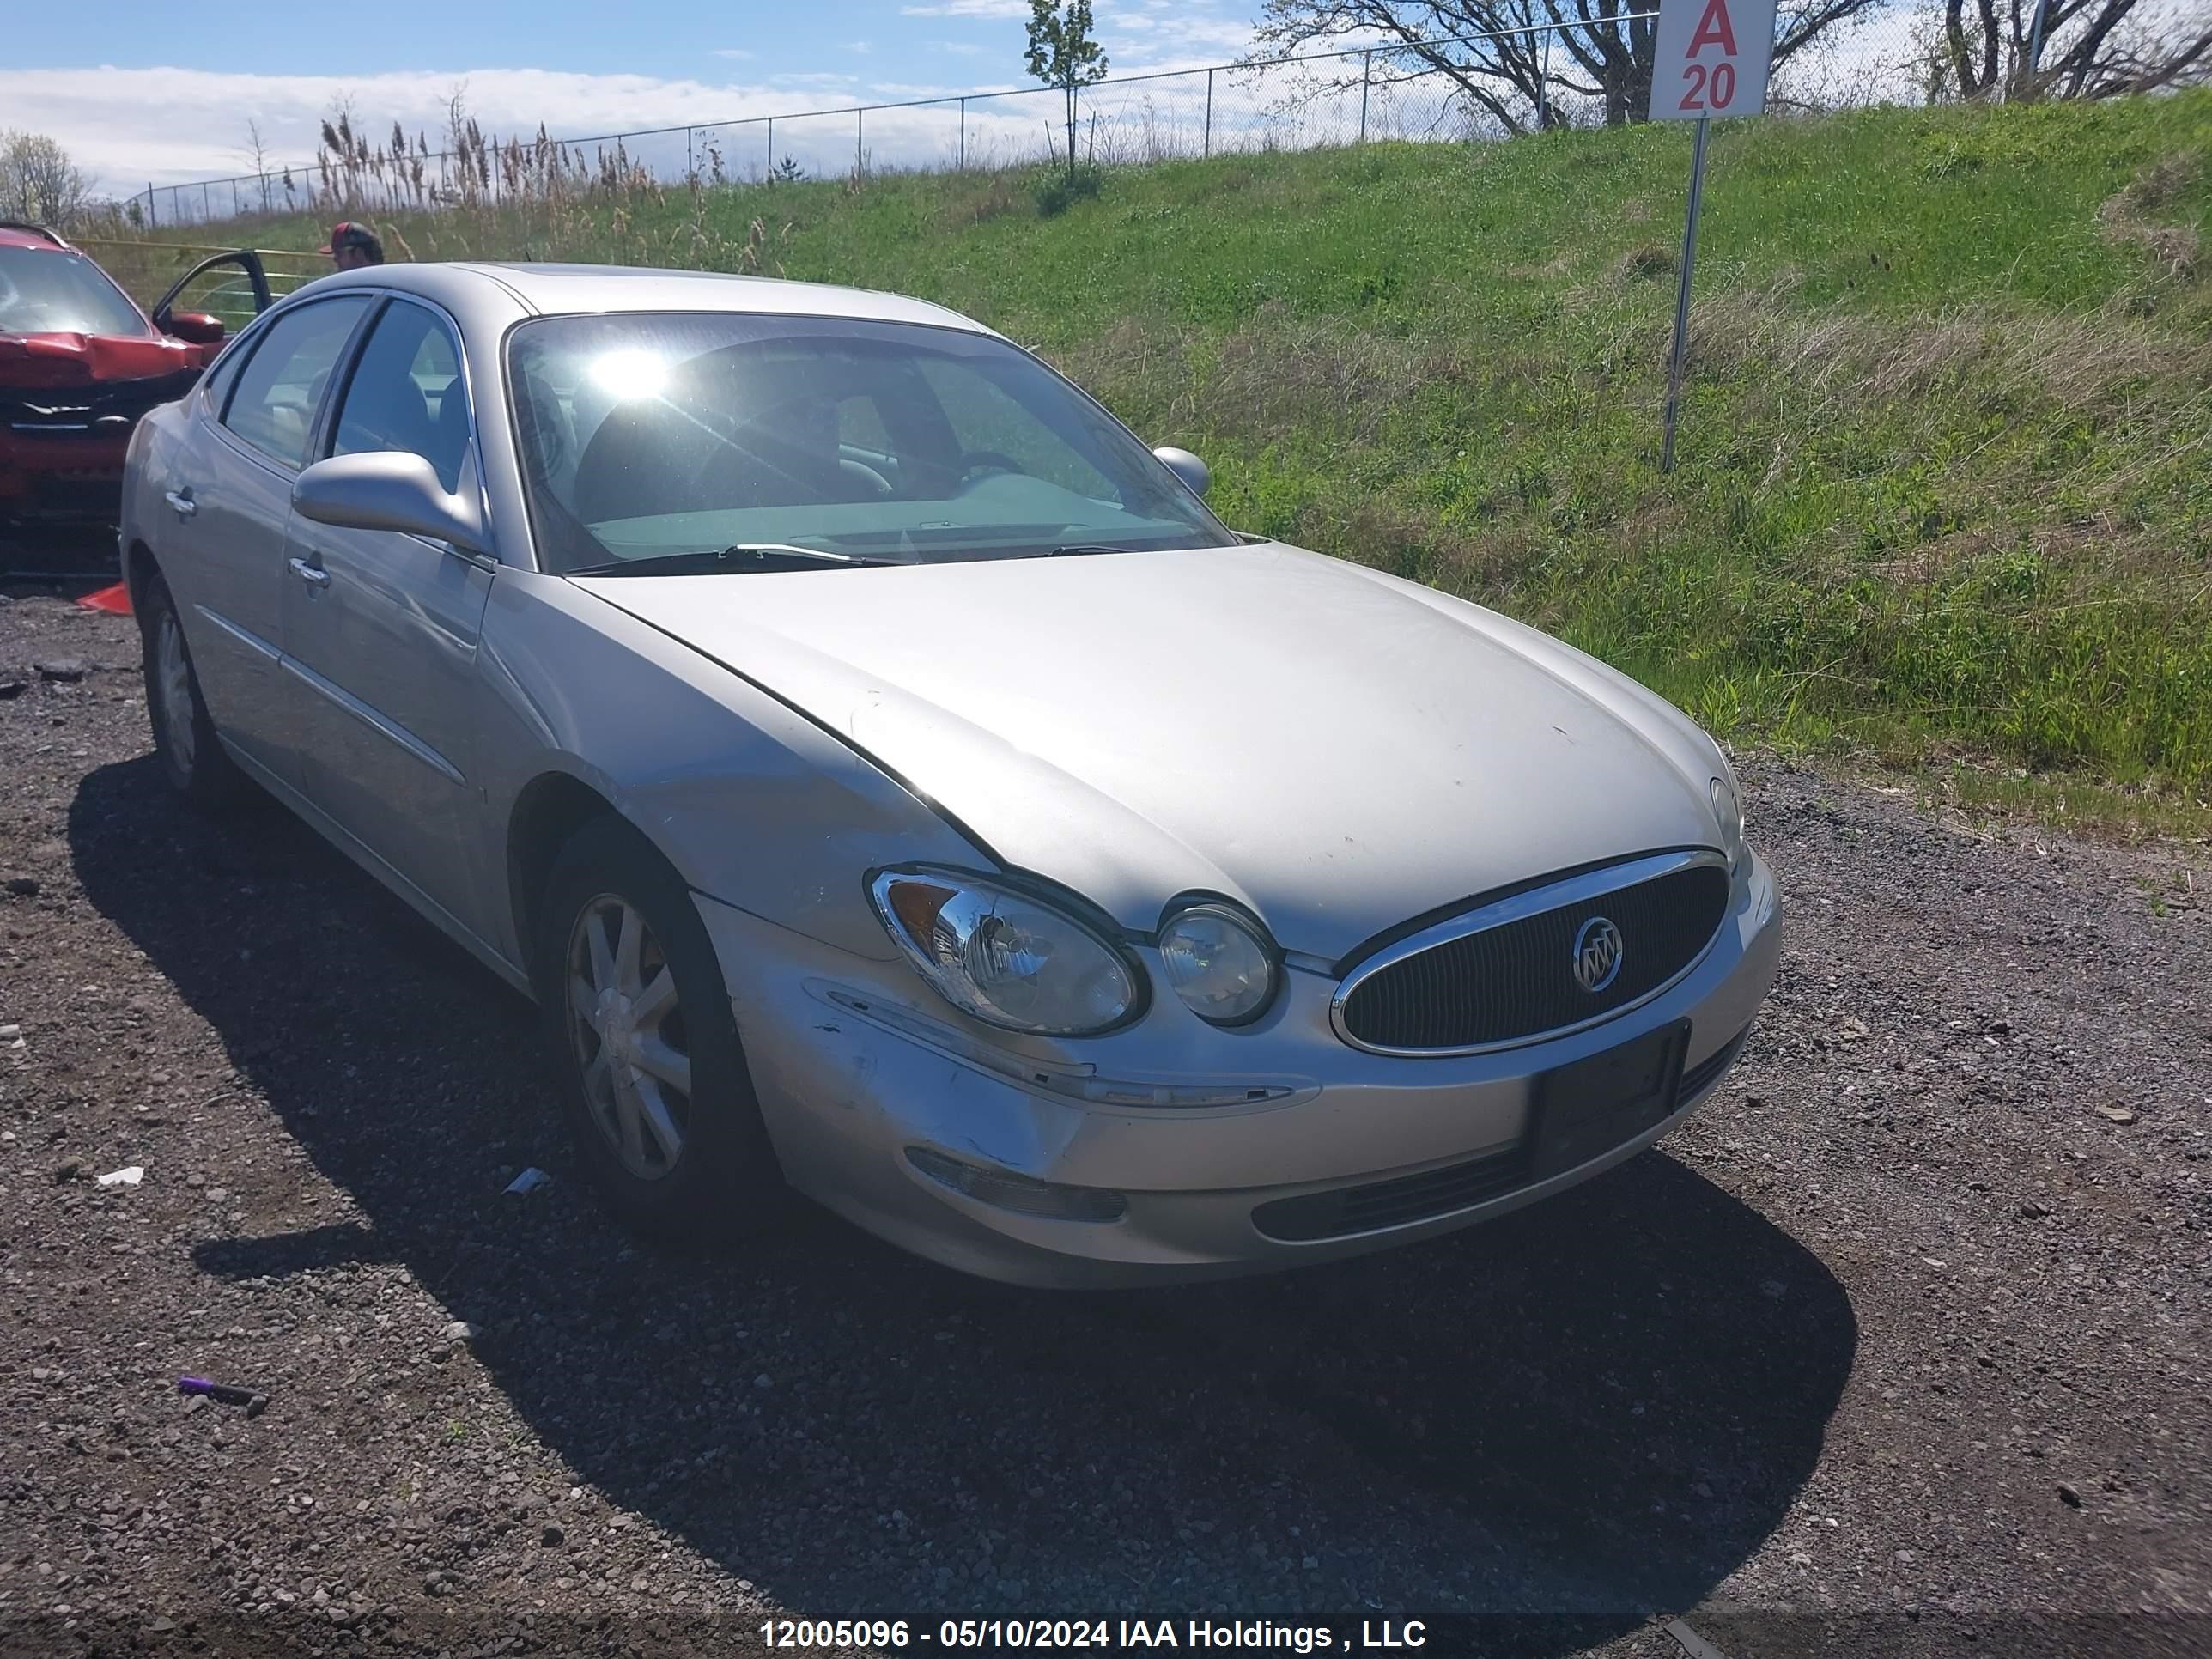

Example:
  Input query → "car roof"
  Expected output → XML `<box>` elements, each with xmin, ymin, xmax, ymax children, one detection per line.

<box><xmin>0</xmin><ymin>223</ymin><xmax>73</xmax><ymax>252</ymax></box>
<box><xmin>292</xmin><ymin>259</ymin><xmax>998</xmax><ymax>338</ymax></box>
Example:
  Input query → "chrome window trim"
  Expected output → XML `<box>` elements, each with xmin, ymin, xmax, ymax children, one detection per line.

<box><xmin>1329</xmin><ymin>848</ymin><xmax>1731</xmax><ymax>1059</ymax></box>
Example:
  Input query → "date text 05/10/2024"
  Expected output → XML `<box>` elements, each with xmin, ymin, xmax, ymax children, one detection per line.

<box><xmin>757</xmin><ymin>1620</ymin><xmax>1431</xmax><ymax>1652</ymax></box>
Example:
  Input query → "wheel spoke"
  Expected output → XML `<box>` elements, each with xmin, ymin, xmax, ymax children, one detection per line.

<box><xmin>568</xmin><ymin>973</ymin><xmax>600</xmax><ymax>1026</ymax></box>
<box><xmin>584</xmin><ymin>908</ymin><xmax>616</xmax><ymax>993</ymax></box>
<box><xmin>580</xmin><ymin>1048</ymin><xmax>616</xmax><ymax>1109</ymax></box>
<box><xmin>633</xmin><ymin>1036</ymin><xmax>690</xmax><ymax>1096</ymax></box>
<box><xmin>612</xmin><ymin>1074</ymin><xmax>647</xmax><ymax>1169</ymax></box>
<box><xmin>635</xmin><ymin>1082</ymin><xmax>684</xmax><ymax>1166</ymax></box>
<box><xmin>614</xmin><ymin>902</ymin><xmax>644</xmax><ymax>994</ymax></box>
<box><xmin>630</xmin><ymin>965</ymin><xmax>677</xmax><ymax>1026</ymax></box>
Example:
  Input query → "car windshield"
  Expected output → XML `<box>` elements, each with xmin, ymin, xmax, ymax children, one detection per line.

<box><xmin>0</xmin><ymin>246</ymin><xmax>150</xmax><ymax>338</ymax></box>
<box><xmin>506</xmin><ymin>311</ymin><xmax>1237</xmax><ymax>574</ymax></box>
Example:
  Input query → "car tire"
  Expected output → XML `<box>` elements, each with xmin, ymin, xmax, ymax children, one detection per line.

<box><xmin>535</xmin><ymin>815</ymin><xmax>787</xmax><ymax>1244</ymax></box>
<box><xmin>137</xmin><ymin>569</ymin><xmax>246</xmax><ymax>807</ymax></box>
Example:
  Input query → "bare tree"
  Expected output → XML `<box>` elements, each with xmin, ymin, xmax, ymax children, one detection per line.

<box><xmin>1941</xmin><ymin>0</ymin><xmax>2210</xmax><ymax>98</ymax></box>
<box><xmin>1250</xmin><ymin>0</ymin><xmax>1890</xmax><ymax>131</ymax></box>
<box><xmin>0</xmin><ymin>130</ymin><xmax>91</xmax><ymax>226</ymax></box>
<box><xmin>239</xmin><ymin>119</ymin><xmax>274</xmax><ymax>214</ymax></box>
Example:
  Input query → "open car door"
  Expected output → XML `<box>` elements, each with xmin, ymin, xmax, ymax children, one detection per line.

<box><xmin>151</xmin><ymin>249</ymin><xmax>274</xmax><ymax>345</ymax></box>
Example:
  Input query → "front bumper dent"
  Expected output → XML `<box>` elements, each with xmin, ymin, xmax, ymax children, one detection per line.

<box><xmin>699</xmin><ymin>851</ymin><xmax>1782</xmax><ymax>1287</ymax></box>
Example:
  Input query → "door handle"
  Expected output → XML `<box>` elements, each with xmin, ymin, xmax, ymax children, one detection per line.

<box><xmin>288</xmin><ymin>556</ymin><xmax>331</xmax><ymax>588</ymax></box>
<box><xmin>164</xmin><ymin>489</ymin><xmax>197</xmax><ymax>519</ymax></box>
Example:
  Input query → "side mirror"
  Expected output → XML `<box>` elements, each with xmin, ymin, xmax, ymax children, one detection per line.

<box><xmin>161</xmin><ymin>310</ymin><xmax>227</xmax><ymax>345</ymax></box>
<box><xmin>1152</xmin><ymin>446</ymin><xmax>1209</xmax><ymax>498</ymax></box>
<box><xmin>293</xmin><ymin>452</ymin><xmax>489</xmax><ymax>556</ymax></box>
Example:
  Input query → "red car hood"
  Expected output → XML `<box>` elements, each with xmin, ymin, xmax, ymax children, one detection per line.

<box><xmin>0</xmin><ymin>330</ymin><xmax>205</xmax><ymax>386</ymax></box>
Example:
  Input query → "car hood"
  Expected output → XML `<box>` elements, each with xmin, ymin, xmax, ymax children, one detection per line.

<box><xmin>0</xmin><ymin>330</ymin><xmax>195</xmax><ymax>387</ymax></box>
<box><xmin>574</xmin><ymin>543</ymin><xmax>1729</xmax><ymax>963</ymax></box>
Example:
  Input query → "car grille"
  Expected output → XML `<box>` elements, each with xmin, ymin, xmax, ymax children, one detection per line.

<box><xmin>1334</xmin><ymin>855</ymin><xmax>1732</xmax><ymax>1054</ymax></box>
<box><xmin>1</xmin><ymin>368</ymin><xmax>201</xmax><ymax>440</ymax></box>
<box><xmin>1250</xmin><ymin>1019</ymin><xmax>1753</xmax><ymax>1244</ymax></box>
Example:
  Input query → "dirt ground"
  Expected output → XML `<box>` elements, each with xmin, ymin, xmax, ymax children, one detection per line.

<box><xmin>2</xmin><ymin>588</ymin><xmax>2209</xmax><ymax>1659</ymax></box>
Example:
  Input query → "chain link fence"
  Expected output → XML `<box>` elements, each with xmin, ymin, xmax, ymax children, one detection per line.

<box><xmin>122</xmin><ymin>5</ymin><xmax>1950</xmax><ymax>230</ymax></box>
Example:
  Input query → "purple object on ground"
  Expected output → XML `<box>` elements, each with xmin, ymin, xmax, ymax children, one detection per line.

<box><xmin>179</xmin><ymin>1376</ymin><xmax>264</xmax><ymax>1410</ymax></box>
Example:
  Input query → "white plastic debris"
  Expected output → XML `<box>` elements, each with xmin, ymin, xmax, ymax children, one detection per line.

<box><xmin>504</xmin><ymin>1167</ymin><xmax>552</xmax><ymax>1195</ymax></box>
<box><xmin>96</xmin><ymin>1166</ymin><xmax>145</xmax><ymax>1187</ymax></box>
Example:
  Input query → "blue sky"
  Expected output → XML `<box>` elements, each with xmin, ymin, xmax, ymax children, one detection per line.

<box><xmin>4</xmin><ymin>0</ymin><xmax>1260</xmax><ymax>192</ymax></box>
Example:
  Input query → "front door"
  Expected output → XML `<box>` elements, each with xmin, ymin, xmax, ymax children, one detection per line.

<box><xmin>276</xmin><ymin>296</ymin><xmax>496</xmax><ymax>937</ymax></box>
<box><xmin>177</xmin><ymin>293</ymin><xmax>372</xmax><ymax>779</ymax></box>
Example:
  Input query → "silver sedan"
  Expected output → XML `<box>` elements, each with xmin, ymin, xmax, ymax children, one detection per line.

<box><xmin>119</xmin><ymin>262</ymin><xmax>1780</xmax><ymax>1286</ymax></box>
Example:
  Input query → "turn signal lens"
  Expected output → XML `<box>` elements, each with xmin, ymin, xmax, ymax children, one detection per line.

<box><xmin>1711</xmin><ymin>773</ymin><xmax>1747</xmax><ymax>873</ymax></box>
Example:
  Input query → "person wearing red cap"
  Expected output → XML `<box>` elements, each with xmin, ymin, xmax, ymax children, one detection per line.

<box><xmin>321</xmin><ymin>222</ymin><xmax>385</xmax><ymax>270</ymax></box>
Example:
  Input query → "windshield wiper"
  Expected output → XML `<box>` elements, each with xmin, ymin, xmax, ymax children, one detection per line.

<box><xmin>1034</xmin><ymin>543</ymin><xmax>1146</xmax><ymax>559</ymax></box>
<box><xmin>568</xmin><ymin>544</ymin><xmax>896</xmax><ymax>577</ymax></box>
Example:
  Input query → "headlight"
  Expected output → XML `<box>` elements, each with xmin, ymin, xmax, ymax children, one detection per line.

<box><xmin>869</xmin><ymin>868</ymin><xmax>1140</xmax><ymax>1036</ymax></box>
<box><xmin>1157</xmin><ymin>902</ymin><xmax>1278</xmax><ymax>1025</ymax></box>
<box><xmin>1711</xmin><ymin>772</ymin><xmax>1747</xmax><ymax>872</ymax></box>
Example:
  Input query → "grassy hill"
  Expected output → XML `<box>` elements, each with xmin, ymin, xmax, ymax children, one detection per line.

<box><xmin>140</xmin><ymin>93</ymin><xmax>2212</xmax><ymax>820</ymax></box>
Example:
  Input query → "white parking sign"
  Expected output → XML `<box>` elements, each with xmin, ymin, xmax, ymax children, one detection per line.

<box><xmin>1649</xmin><ymin>0</ymin><xmax>1778</xmax><ymax>121</ymax></box>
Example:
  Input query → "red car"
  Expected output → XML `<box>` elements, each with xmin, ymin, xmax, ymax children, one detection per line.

<box><xmin>1</xmin><ymin>222</ymin><xmax>268</xmax><ymax>524</ymax></box>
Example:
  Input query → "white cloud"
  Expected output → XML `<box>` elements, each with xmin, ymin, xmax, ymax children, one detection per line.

<box><xmin>0</xmin><ymin>64</ymin><xmax>895</xmax><ymax>194</ymax></box>
<box><xmin>1100</xmin><ymin>0</ymin><xmax>1256</xmax><ymax>64</ymax></box>
<box><xmin>0</xmin><ymin>0</ymin><xmax>1257</xmax><ymax>203</ymax></box>
<box><xmin>845</xmin><ymin>40</ymin><xmax>874</xmax><ymax>55</ymax></box>
<box><xmin>900</xmin><ymin>1</ymin><xmax>1030</xmax><ymax>17</ymax></box>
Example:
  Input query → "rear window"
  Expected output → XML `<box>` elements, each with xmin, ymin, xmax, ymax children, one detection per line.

<box><xmin>0</xmin><ymin>246</ymin><xmax>150</xmax><ymax>338</ymax></box>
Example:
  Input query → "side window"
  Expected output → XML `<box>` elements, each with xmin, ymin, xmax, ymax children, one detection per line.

<box><xmin>197</xmin><ymin>325</ymin><xmax>258</xmax><ymax>416</ymax></box>
<box><xmin>913</xmin><ymin>356</ymin><xmax>1113</xmax><ymax>499</ymax></box>
<box><xmin>198</xmin><ymin>313</ymin><xmax>274</xmax><ymax>417</ymax></box>
<box><xmin>331</xmin><ymin>300</ymin><xmax>471</xmax><ymax>494</ymax></box>
<box><xmin>222</xmin><ymin>297</ymin><xmax>372</xmax><ymax>469</ymax></box>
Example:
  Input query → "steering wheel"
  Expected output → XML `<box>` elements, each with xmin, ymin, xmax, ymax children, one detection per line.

<box><xmin>683</xmin><ymin>447</ymin><xmax>892</xmax><ymax>506</ymax></box>
<box><xmin>839</xmin><ymin>456</ymin><xmax>896</xmax><ymax>495</ymax></box>
<box><xmin>956</xmin><ymin>450</ymin><xmax>1024</xmax><ymax>485</ymax></box>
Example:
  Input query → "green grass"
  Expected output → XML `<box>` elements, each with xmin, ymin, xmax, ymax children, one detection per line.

<box><xmin>143</xmin><ymin>94</ymin><xmax>2212</xmax><ymax>823</ymax></box>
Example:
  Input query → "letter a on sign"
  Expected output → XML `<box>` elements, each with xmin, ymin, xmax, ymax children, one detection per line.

<box><xmin>1650</xmin><ymin>0</ymin><xmax>1777</xmax><ymax>121</ymax></box>
<box><xmin>1687</xmin><ymin>0</ymin><xmax>1738</xmax><ymax>54</ymax></box>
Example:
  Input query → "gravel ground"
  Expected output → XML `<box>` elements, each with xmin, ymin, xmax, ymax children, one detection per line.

<box><xmin>2</xmin><ymin>588</ymin><xmax>2208</xmax><ymax>1659</ymax></box>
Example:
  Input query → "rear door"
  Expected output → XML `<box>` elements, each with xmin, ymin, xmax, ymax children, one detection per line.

<box><xmin>276</xmin><ymin>295</ymin><xmax>498</xmax><ymax>936</ymax></box>
<box><xmin>167</xmin><ymin>293</ymin><xmax>372</xmax><ymax>779</ymax></box>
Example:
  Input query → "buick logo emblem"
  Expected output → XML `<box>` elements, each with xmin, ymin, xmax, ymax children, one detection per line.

<box><xmin>1571</xmin><ymin>916</ymin><xmax>1625</xmax><ymax>994</ymax></box>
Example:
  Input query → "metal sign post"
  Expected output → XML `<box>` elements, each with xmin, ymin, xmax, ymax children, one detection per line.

<box><xmin>1648</xmin><ymin>0</ymin><xmax>1778</xmax><ymax>471</ymax></box>
<box><xmin>1660</xmin><ymin>118</ymin><xmax>1711</xmax><ymax>475</ymax></box>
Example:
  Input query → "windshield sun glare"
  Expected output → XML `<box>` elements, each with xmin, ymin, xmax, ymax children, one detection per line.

<box><xmin>507</xmin><ymin>312</ymin><xmax>1236</xmax><ymax>576</ymax></box>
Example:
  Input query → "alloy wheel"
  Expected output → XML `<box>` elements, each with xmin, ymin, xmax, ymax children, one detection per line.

<box><xmin>564</xmin><ymin>895</ymin><xmax>694</xmax><ymax>1181</ymax></box>
<box><xmin>154</xmin><ymin>608</ymin><xmax>198</xmax><ymax>774</ymax></box>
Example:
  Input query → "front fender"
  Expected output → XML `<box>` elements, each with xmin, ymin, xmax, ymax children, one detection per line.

<box><xmin>472</xmin><ymin>568</ymin><xmax>987</xmax><ymax>969</ymax></box>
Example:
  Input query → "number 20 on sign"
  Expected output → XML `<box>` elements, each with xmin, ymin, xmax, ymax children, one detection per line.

<box><xmin>1649</xmin><ymin>0</ymin><xmax>1777</xmax><ymax>471</ymax></box>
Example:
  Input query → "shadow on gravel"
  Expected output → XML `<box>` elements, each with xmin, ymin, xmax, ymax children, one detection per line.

<box><xmin>71</xmin><ymin>754</ymin><xmax>1856</xmax><ymax>1644</ymax></box>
